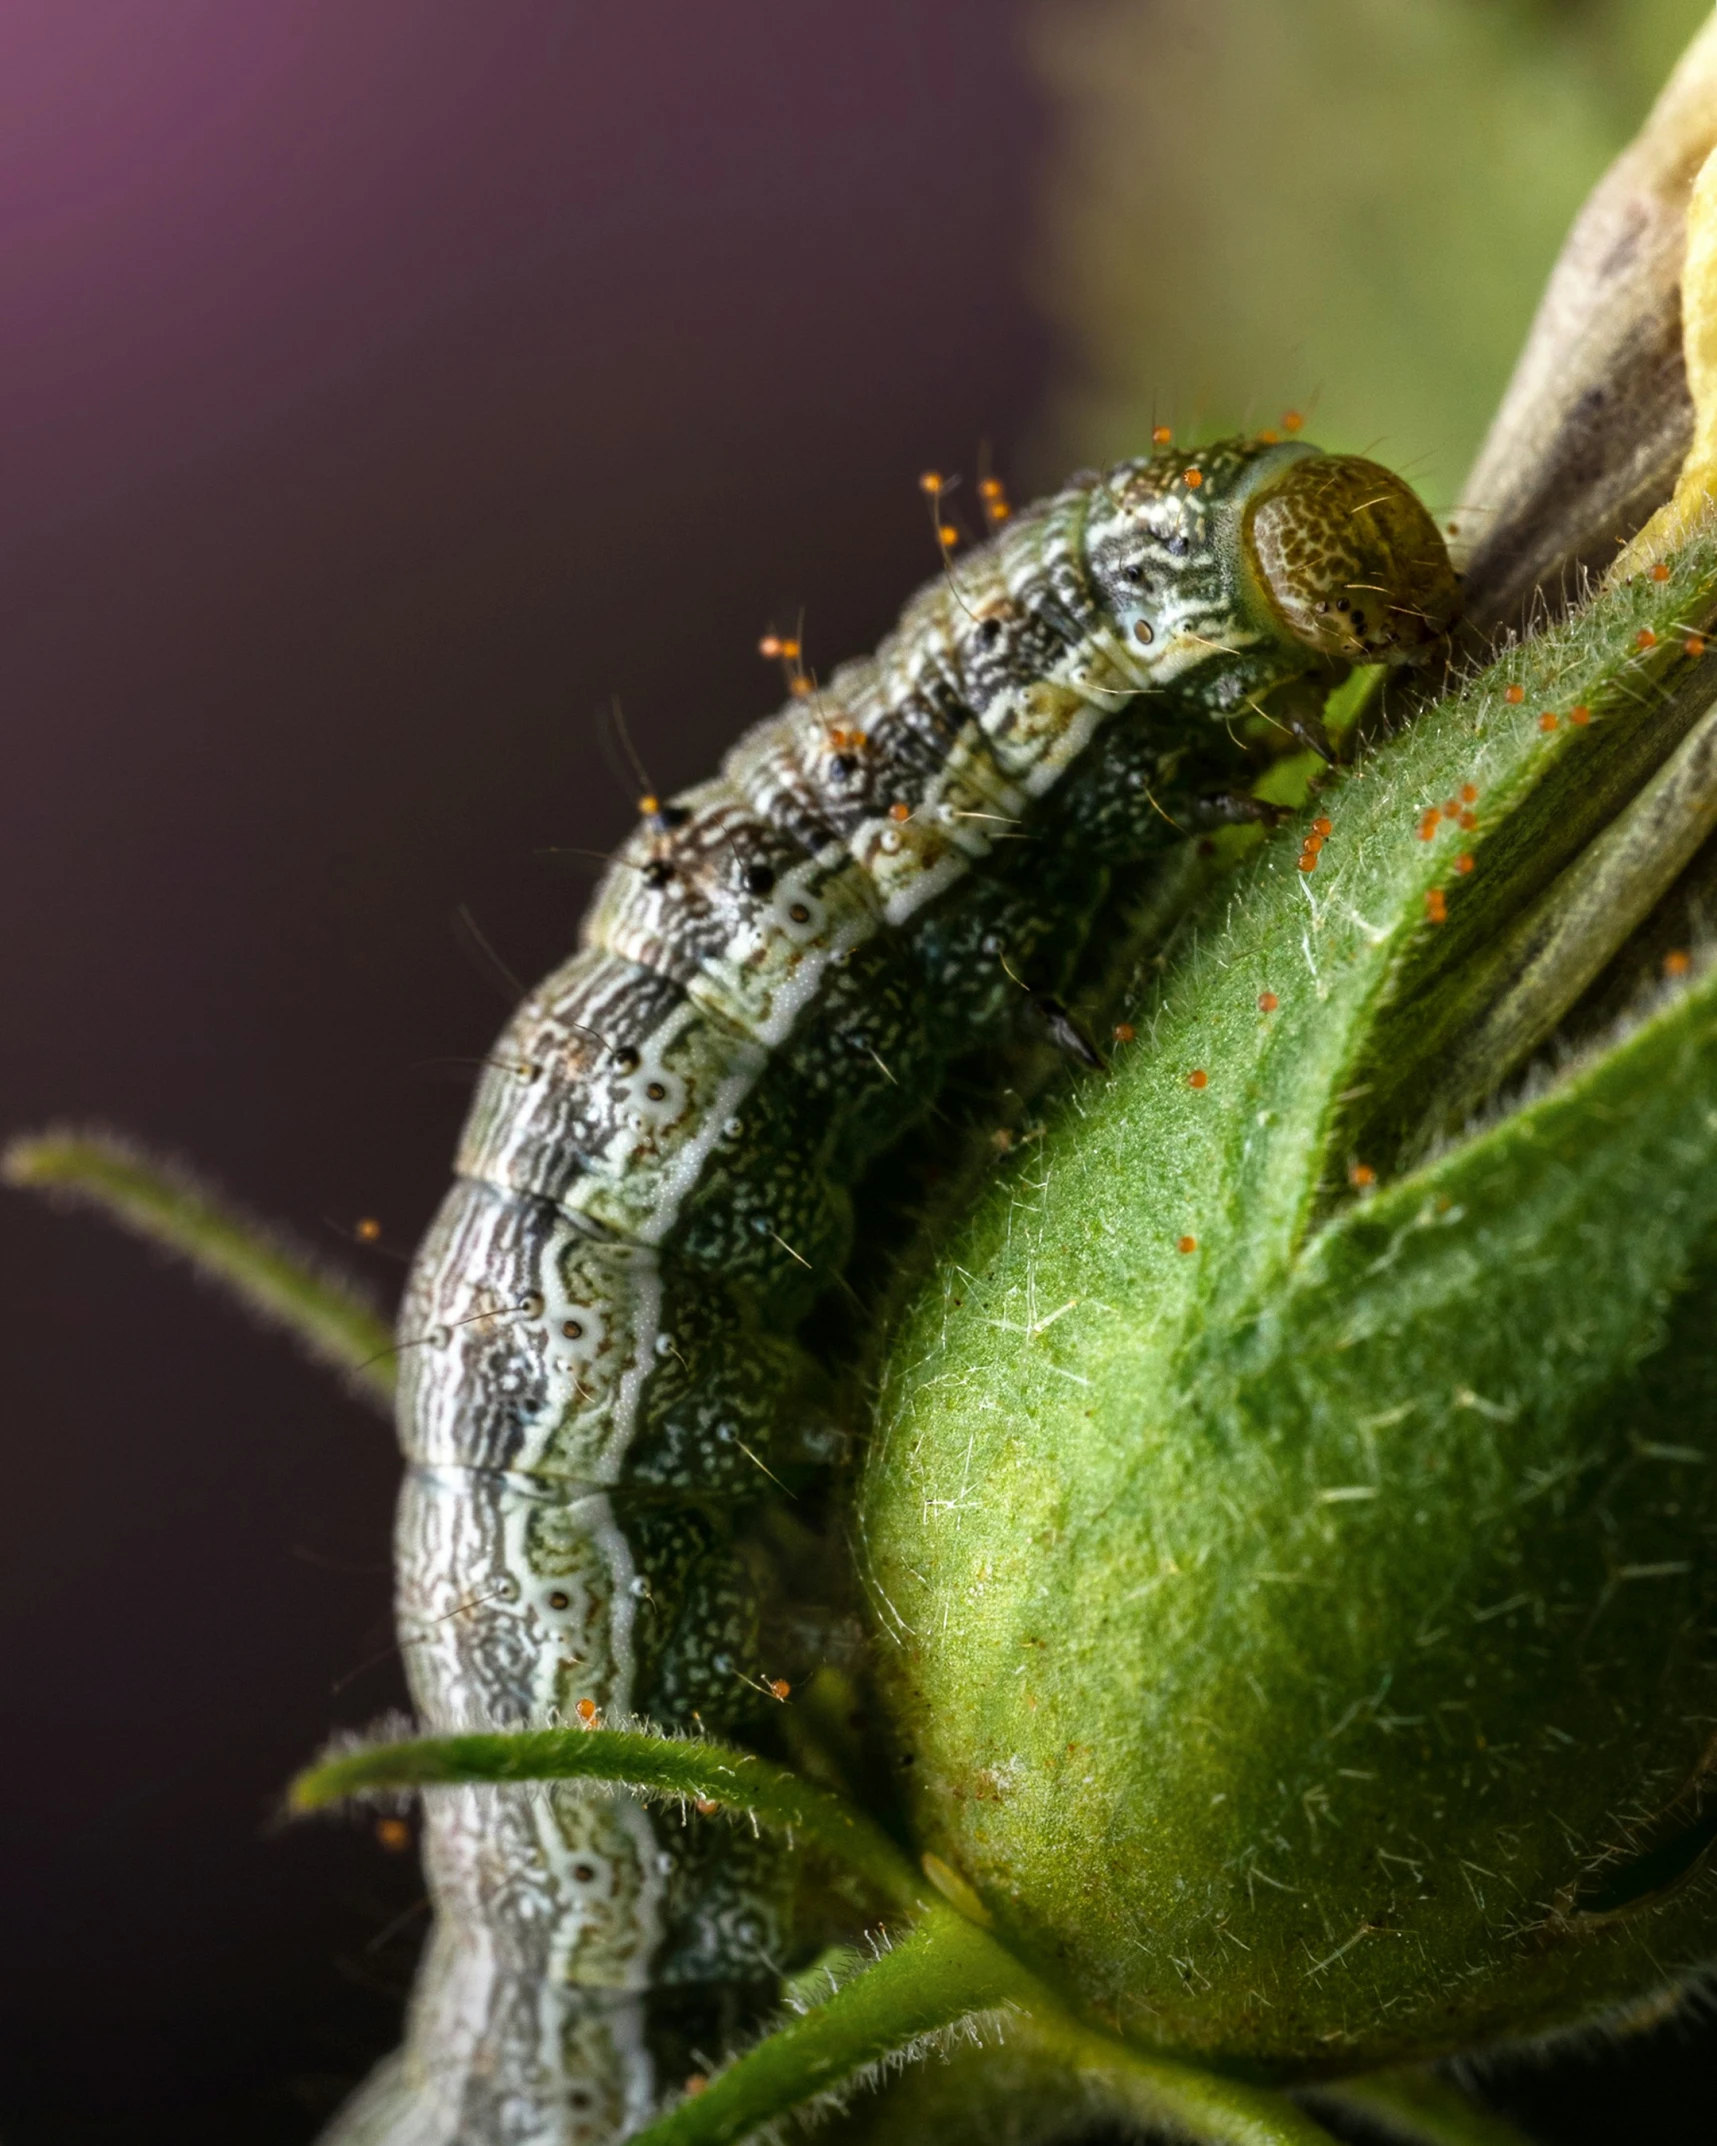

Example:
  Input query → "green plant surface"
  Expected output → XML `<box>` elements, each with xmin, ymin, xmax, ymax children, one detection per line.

<box><xmin>1</xmin><ymin>1126</ymin><xmax>395</xmax><ymax>1408</ymax></box>
<box><xmin>1027</xmin><ymin>0</ymin><xmax>1712</xmax><ymax>501</ymax></box>
<box><xmin>22</xmin><ymin>548</ymin><xmax>1717</xmax><ymax>2141</ymax></box>
<box><xmin>631</xmin><ymin>1910</ymin><xmax>1037</xmax><ymax>2146</ymax></box>
<box><xmin>304</xmin><ymin>1723</ymin><xmax>1353</xmax><ymax>2146</ymax></box>
<box><xmin>1312</xmin><ymin>2067</ymin><xmax>1540</xmax><ymax>2146</ymax></box>
<box><xmin>860</xmin><ymin>543</ymin><xmax>1717</xmax><ymax>2077</ymax></box>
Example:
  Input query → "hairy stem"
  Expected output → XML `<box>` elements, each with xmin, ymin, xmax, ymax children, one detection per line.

<box><xmin>633</xmin><ymin>1906</ymin><xmax>1032</xmax><ymax>2146</ymax></box>
<box><xmin>290</xmin><ymin>1724</ymin><xmax>925</xmax><ymax>1912</ymax></box>
<box><xmin>297</xmin><ymin>1726</ymin><xmax>1351</xmax><ymax>2145</ymax></box>
<box><xmin>1019</xmin><ymin>2011</ymin><xmax>1344</xmax><ymax>2146</ymax></box>
<box><xmin>638</xmin><ymin>1909</ymin><xmax>1346</xmax><ymax>2146</ymax></box>
<box><xmin>1311</xmin><ymin>2067</ymin><xmax>1537</xmax><ymax>2146</ymax></box>
<box><xmin>4</xmin><ymin>1126</ymin><xmax>396</xmax><ymax>1409</ymax></box>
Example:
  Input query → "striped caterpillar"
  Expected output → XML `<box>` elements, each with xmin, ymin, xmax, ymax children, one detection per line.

<box><xmin>328</xmin><ymin>436</ymin><xmax>1459</xmax><ymax>2145</ymax></box>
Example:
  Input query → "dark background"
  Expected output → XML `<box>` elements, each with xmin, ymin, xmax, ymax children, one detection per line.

<box><xmin>0</xmin><ymin>5</ymin><xmax>1709</xmax><ymax>2140</ymax></box>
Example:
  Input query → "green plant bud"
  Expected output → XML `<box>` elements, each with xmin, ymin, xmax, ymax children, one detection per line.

<box><xmin>861</xmin><ymin>542</ymin><xmax>1717</xmax><ymax>2080</ymax></box>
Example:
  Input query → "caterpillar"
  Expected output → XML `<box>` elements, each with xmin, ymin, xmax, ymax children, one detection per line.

<box><xmin>327</xmin><ymin>436</ymin><xmax>1459</xmax><ymax>2145</ymax></box>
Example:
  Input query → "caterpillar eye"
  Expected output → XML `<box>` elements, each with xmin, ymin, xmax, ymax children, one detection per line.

<box><xmin>1245</xmin><ymin>454</ymin><xmax>1460</xmax><ymax>664</ymax></box>
<box><xmin>743</xmin><ymin>862</ymin><xmax>776</xmax><ymax>897</ymax></box>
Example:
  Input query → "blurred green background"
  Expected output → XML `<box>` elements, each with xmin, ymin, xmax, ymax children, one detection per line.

<box><xmin>1027</xmin><ymin>0</ymin><xmax>1712</xmax><ymax>512</ymax></box>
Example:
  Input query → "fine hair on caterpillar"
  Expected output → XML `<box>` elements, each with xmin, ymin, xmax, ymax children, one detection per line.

<box><xmin>302</xmin><ymin>433</ymin><xmax>1458</xmax><ymax>2145</ymax></box>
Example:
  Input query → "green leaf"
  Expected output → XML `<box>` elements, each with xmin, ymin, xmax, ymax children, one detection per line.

<box><xmin>861</xmin><ymin>543</ymin><xmax>1717</xmax><ymax>2072</ymax></box>
<box><xmin>4</xmin><ymin>1126</ymin><xmax>395</xmax><ymax>1409</ymax></box>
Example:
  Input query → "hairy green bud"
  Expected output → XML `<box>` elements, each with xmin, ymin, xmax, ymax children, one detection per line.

<box><xmin>862</xmin><ymin>548</ymin><xmax>1717</xmax><ymax>2077</ymax></box>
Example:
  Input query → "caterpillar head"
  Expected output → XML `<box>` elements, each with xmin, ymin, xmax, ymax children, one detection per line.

<box><xmin>1246</xmin><ymin>452</ymin><xmax>1460</xmax><ymax>664</ymax></box>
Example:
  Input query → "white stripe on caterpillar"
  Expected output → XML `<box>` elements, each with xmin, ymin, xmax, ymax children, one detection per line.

<box><xmin>324</xmin><ymin>438</ymin><xmax>1458</xmax><ymax>2143</ymax></box>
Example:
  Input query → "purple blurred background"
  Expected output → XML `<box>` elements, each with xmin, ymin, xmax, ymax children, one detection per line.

<box><xmin>1</xmin><ymin>6</ymin><xmax>1711</xmax><ymax>2141</ymax></box>
<box><xmin>0</xmin><ymin>6</ymin><xmax>1049</xmax><ymax>2135</ymax></box>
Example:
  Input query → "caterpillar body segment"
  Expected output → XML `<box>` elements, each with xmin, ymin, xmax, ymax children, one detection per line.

<box><xmin>329</xmin><ymin>440</ymin><xmax>1456</xmax><ymax>2142</ymax></box>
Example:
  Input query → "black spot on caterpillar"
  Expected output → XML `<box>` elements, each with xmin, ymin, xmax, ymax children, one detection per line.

<box><xmin>325</xmin><ymin>438</ymin><xmax>1458</xmax><ymax>2143</ymax></box>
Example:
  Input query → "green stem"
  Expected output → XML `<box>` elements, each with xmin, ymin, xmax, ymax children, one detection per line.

<box><xmin>1019</xmin><ymin>2010</ymin><xmax>1344</xmax><ymax>2146</ymax></box>
<box><xmin>638</xmin><ymin>1904</ymin><xmax>1345</xmax><ymax>2146</ymax></box>
<box><xmin>1312</xmin><ymin>2067</ymin><xmax>1536</xmax><ymax>2146</ymax></box>
<box><xmin>4</xmin><ymin>1126</ymin><xmax>395</xmax><ymax>1410</ymax></box>
<box><xmin>289</xmin><ymin>1725</ymin><xmax>925</xmax><ymax>1913</ymax></box>
<box><xmin>296</xmin><ymin>1726</ymin><xmax>1348</xmax><ymax>2145</ymax></box>
<box><xmin>633</xmin><ymin>1906</ymin><xmax>1034</xmax><ymax>2146</ymax></box>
